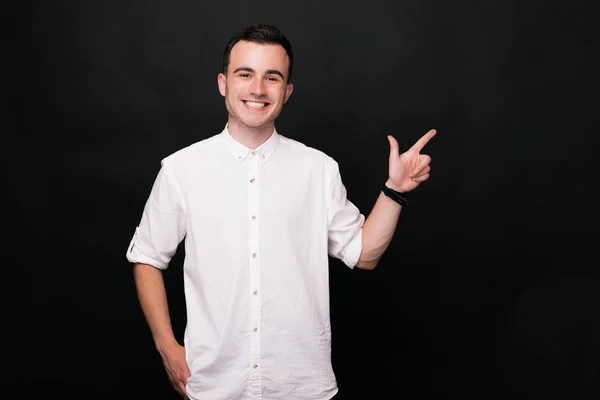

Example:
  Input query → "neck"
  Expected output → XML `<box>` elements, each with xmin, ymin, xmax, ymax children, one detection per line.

<box><xmin>227</xmin><ymin>119</ymin><xmax>274</xmax><ymax>149</ymax></box>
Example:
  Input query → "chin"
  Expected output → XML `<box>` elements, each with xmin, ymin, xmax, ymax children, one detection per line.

<box><xmin>245</xmin><ymin>121</ymin><xmax>272</xmax><ymax>129</ymax></box>
<box><xmin>239</xmin><ymin>116</ymin><xmax>272</xmax><ymax>129</ymax></box>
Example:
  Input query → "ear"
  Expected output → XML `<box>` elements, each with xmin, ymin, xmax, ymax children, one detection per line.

<box><xmin>283</xmin><ymin>83</ymin><xmax>294</xmax><ymax>103</ymax></box>
<box><xmin>217</xmin><ymin>73</ymin><xmax>227</xmax><ymax>97</ymax></box>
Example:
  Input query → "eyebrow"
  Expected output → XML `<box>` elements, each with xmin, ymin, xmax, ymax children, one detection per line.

<box><xmin>233</xmin><ymin>67</ymin><xmax>285</xmax><ymax>79</ymax></box>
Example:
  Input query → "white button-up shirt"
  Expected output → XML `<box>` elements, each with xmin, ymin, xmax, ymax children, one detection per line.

<box><xmin>126</xmin><ymin>125</ymin><xmax>364</xmax><ymax>400</ymax></box>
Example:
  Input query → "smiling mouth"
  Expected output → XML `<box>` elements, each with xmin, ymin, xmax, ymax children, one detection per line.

<box><xmin>243</xmin><ymin>100</ymin><xmax>270</xmax><ymax>110</ymax></box>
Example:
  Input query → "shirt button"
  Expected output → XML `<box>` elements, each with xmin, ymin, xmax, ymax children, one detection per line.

<box><xmin>251</xmin><ymin>215</ymin><xmax>256</xmax><ymax>220</ymax></box>
<box><xmin>253</xmin><ymin>328</ymin><xmax>258</xmax><ymax>332</ymax></box>
<box><xmin>252</xmin><ymin>252</ymin><xmax>257</xmax><ymax>258</ymax></box>
<box><xmin>262</xmin><ymin>155</ymin><xmax>265</xmax><ymax>159</ymax></box>
<box><xmin>251</xmin><ymin>151</ymin><xmax>256</xmax><ymax>155</ymax></box>
<box><xmin>250</xmin><ymin>178</ymin><xmax>255</xmax><ymax>183</ymax></box>
<box><xmin>253</xmin><ymin>290</ymin><xmax>258</xmax><ymax>295</ymax></box>
<box><xmin>253</xmin><ymin>364</ymin><xmax>258</xmax><ymax>369</ymax></box>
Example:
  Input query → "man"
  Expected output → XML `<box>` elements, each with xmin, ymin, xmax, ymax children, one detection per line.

<box><xmin>126</xmin><ymin>23</ymin><xmax>435</xmax><ymax>400</ymax></box>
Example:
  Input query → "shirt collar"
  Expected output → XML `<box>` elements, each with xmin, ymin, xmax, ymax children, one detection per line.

<box><xmin>220</xmin><ymin>124</ymin><xmax>280</xmax><ymax>163</ymax></box>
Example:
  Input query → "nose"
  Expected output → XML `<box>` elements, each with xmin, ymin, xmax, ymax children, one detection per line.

<box><xmin>249</xmin><ymin>78</ymin><xmax>267</xmax><ymax>97</ymax></box>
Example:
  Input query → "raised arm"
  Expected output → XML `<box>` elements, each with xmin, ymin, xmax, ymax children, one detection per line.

<box><xmin>356</xmin><ymin>129</ymin><xmax>436</xmax><ymax>270</ymax></box>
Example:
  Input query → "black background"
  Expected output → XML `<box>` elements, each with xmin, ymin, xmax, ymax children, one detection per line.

<box><xmin>17</xmin><ymin>0</ymin><xmax>600</xmax><ymax>399</ymax></box>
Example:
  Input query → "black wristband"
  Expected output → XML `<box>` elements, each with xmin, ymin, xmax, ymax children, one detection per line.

<box><xmin>382</xmin><ymin>185</ymin><xmax>408</xmax><ymax>207</ymax></box>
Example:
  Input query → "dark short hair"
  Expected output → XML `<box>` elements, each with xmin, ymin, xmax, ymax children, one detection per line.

<box><xmin>222</xmin><ymin>24</ymin><xmax>294</xmax><ymax>82</ymax></box>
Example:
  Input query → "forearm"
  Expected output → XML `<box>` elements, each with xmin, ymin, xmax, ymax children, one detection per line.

<box><xmin>133</xmin><ymin>263</ymin><xmax>178</xmax><ymax>349</ymax></box>
<box><xmin>356</xmin><ymin>189</ymin><xmax>402</xmax><ymax>269</ymax></box>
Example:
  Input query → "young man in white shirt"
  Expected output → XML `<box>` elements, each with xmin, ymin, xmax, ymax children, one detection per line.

<box><xmin>127</xmin><ymin>23</ymin><xmax>436</xmax><ymax>400</ymax></box>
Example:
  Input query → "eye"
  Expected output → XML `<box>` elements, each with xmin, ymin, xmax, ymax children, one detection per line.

<box><xmin>239</xmin><ymin>73</ymin><xmax>251</xmax><ymax>78</ymax></box>
<box><xmin>266</xmin><ymin>76</ymin><xmax>280</xmax><ymax>82</ymax></box>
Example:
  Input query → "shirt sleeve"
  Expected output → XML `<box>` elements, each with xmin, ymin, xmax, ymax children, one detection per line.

<box><xmin>126</xmin><ymin>159</ymin><xmax>186</xmax><ymax>270</ymax></box>
<box><xmin>325</xmin><ymin>157</ymin><xmax>365</xmax><ymax>268</ymax></box>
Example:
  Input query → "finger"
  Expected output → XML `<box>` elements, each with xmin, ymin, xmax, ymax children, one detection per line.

<box><xmin>410</xmin><ymin>165</ymin><xmax>430</xmax><ymax>177</ymax></box>
<box><xmin>409</xmin><ymin>156</ymin><xmax>431</xmax><ymax>176</ymax></box>
<box><xmin>178</xmin><ymin>366</ymin><xmax>190</xmax><ymax>393</ymax></box>
<box><xmin>169</xmin><ymin>377</ymin><xmax>184</xmax><ymax>398</ymax></box>
<box><xmin>411</xmin><ymin>129</ymin><xmax>436</xmax><ymax>152</ymax></box>
<box><xmin>180</xmin><ymin>363</ymin><xmax>191</xmax><ymax>381</ymax></box>
<box><xmin>387</xmin><ymin>135</ymin><xmax>400</xmax><ymax>157</ymax></box>
<box><xmin>177</xmin><ymin>381</ymin><xmax>187</xmax><ymax>398</ymax></box>
<box><xmin>418</xmin><ymin>154</ymin><xmax>432</xmax><ymax>167</ymax></box>
<box><xmin>411</xmin><ymin>173</ymin><xmax>430</xmax><ymax>183</ymax></box>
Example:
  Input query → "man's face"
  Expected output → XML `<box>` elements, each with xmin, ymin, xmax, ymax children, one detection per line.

<box><xmin>218</xmin><ymin>41</ymin><xmax>293</xmax><ymax>131</ymax></box>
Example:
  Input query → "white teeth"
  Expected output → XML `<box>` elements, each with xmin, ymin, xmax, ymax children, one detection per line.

<box><xmin>245</xmin><ymin>101</ymin><xmax>266</xmax><ymax>108</ymax></box>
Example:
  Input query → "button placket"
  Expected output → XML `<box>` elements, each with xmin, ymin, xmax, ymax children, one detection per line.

<box><xmin>247</xmin><ymin>149</ymin><xmax>262</xmax><ymax>386</ymax></box>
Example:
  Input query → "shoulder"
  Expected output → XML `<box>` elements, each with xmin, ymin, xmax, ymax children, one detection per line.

<box><xmin>277</xmin><ymin>134</ymin><xmax>338</xmax><ymax>167</ymax></box>
<box><xmin>160</xmin><ymin>132</ymin><xmax>222</xmax><ymax>170</ymax></box>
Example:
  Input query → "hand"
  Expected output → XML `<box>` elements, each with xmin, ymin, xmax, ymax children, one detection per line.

<box><xmin>157</xmin><ymin>341</ymin><xmax>191</xmax><ymax>398</ymax></box>
<box><xmin>386</xmin><ymin>129</ymin><xmax>436</xmax><ymax>193</ymax></box>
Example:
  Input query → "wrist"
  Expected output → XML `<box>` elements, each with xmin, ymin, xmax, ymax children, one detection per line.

<box><xmin>154</xmin><ymin>335</ymin><xmax>179</xmax><ymax>352</ymax></box>
<box><xmin>384</xmin><ymin>179</ymin><xmax>406</xmax><ymax>193</ymax></box>
<box><xmin>382</xmin><ymin>183</ymin><xmax>409</xmax><ymax>207</ymax></box>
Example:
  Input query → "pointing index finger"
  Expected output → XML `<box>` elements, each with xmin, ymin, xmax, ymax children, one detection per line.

<box><xmin>411</xmin><ymin>129</ymin><xmax>437</xmax><ymax>152</ymax></box>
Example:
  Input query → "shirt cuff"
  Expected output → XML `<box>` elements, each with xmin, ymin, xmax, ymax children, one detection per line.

<box><xmin>125</xmin><ymin>227</ymin><xmax>169</xmax><ymax>270</ymax></box>
<box><xmin>341</xmin><ymin>228</ymin><xmax>363</xmax><ymax>269</ymax></box>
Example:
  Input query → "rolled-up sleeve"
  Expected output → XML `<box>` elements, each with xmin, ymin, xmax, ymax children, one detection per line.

<box><xmin>126</xmin><ymin>160</ymin><xmax>186</xmax><ymax>270</ymax></box>
<box><xmin>325</xmin><ymin>157</ymin><xmax>365</xmax><ymax>268</ymax></box>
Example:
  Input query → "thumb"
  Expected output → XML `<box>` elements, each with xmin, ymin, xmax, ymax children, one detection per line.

<box><xmin>387</xmin><ymin>135</ymin><xmax>399</xmax><ymax>158</ymax></box>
